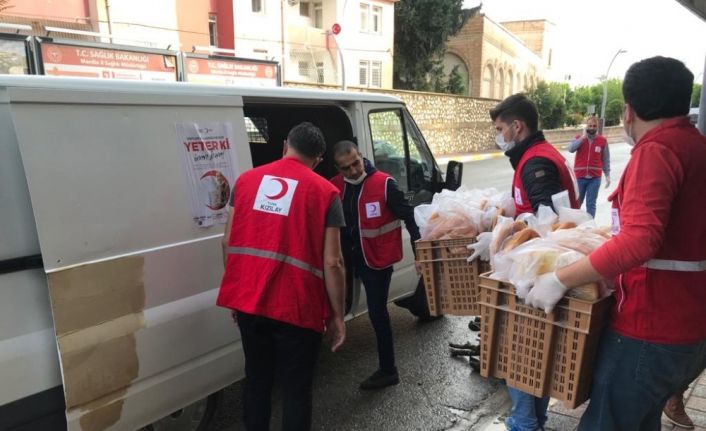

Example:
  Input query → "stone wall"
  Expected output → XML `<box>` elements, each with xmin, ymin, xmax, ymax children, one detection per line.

<box><xmin>284</xmin><ymin>81</ymin><xmax>624</xmax><ymax>157</ymax></box>
<box><xmin>285</xmin><ymin>81</ymin><xmax>498</xmax><ymax>155</ymax></box>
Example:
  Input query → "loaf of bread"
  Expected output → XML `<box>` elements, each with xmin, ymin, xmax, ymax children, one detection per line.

<box><xmin>503</xmin><ymin>228</ymin><xmax>540</xmax><ymax>252</ymax></box>
<box><xmin>566</xmin><ymin>283</ymin><xmax>601</xmax><ymax>301</ymax></box>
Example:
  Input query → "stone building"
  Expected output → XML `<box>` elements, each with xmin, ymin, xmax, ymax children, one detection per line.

<box><xmin>444</xmin><ymin>7</ymin><xmax>554</xmax><ymax>99</ymax></box>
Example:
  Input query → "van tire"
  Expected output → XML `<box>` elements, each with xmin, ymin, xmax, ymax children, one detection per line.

<box><xmin>142</xmin><ymin>391</ymin><xmax>220</xmax><ymax>431</ymax></box>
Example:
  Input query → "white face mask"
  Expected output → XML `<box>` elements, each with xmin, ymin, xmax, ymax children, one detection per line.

<box><xmin>623</xmin><ymin>108</ymin><xmax>636</xmax><ymax>147</ymax></box>
<box><xmin>344</xmin><ymin>170</ymin><xmax>367</xmax><ymax>185</ymax></box>
<box><xmin>495</xmin><ymin>125</ymin><xmax>517</xmax><ymax>152</ymax></box>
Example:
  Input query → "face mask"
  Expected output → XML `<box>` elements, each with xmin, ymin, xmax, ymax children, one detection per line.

<box><xmin>344</xmin><ymin>170</ymin><xmax>367</xmax><ymax>185</ymax></box>
<box><xmin>623</xmin><ymin>108</ymin><xmax>636</xmax><ymax>147</ymax></box>
<box><xmin>495</xmin><ymin>124</ymin><xmax>517</xmax><ymax>151</ymax></box>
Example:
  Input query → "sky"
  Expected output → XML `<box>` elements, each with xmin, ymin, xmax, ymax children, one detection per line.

<box><xmin>463</xmin><ymin>0</ymin><xmax>706</xmax><ymax>87</ymax></box>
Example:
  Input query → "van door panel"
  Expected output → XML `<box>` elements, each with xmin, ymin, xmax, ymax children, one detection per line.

<box><xmin>8</xmin><ymin>86</ymin><xmax>250</xmax><ymax>431</ymax></box>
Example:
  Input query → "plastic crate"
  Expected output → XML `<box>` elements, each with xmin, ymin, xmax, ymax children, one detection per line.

<box><xmin>478</xmin><ymin>273</ymin><xmax>612</xmax><ymax>408</ymax></box>
<box><xmin>415</xmin><ymin>237</ymin><xmax>491</xmax><ymax>316</ymax></box>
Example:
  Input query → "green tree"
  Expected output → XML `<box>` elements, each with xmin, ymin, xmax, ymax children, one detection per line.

<box><xmin>446</xmin><ymin>64</ymin><xmax>466</xmax><ymax>95</ymax></box>
<box><xmin>692</xmin><ymin>83</ymin><xmax>702</xmax><ymax>108</ymax></box>
<box><xmin>526</xmin><ymin>81</ymin><xmax>568</xmax><ymax>129</ymax></box>
<box><xmin>393</xmin><ymin>0</ymin><xmax>469</xmax><ymax>90</ymax></box>
<box><xmin>605</xmin><ymin>99</ymin><xmax>624</xmax><ymax>126</ymax></box>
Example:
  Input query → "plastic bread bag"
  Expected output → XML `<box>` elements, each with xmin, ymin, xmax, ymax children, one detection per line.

<box><xmin>504</xmin><ymin>239</ymin><xmax>570</xmax><ymax>299</ymax></box>
<box><xmin>536</xmin><ymin>204</ymin><xmax>558</xmax><ymax>237</ymax></box>
<box><xmin>547</xmin><ymin>226</ymin><xmax>609</xmax><ymax>255</ymax></box>
<box><xmin>558</xmin><ymin>206</ymin><xmax>595</xmax><ymax>227</ymax></box>
<box><xmin>414</xmin><ymin>204</ymin><xmax>434</xmax><ymax>234</ymax></box>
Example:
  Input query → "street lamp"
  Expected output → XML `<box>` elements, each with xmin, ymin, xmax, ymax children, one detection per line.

<box><xmin>600</xmin><ymin>49</ymin><xmax>627</xmax><ymax>132</ymax></box>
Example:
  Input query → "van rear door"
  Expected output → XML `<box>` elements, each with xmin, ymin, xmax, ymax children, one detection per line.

<box><xmin>3</xmin><ymin>77</ymin><xmax>252</xmax><ymax>431</ymax></box>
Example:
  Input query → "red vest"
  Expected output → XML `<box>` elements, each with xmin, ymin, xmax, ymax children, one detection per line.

<box><xmin>512</xmin><ymin>141</ymin><xmax>580</xmax><ymax>215</ymax></box>
<box><xmin>608</xmin><ymin>118</ymin><xmax>706</xmax><ymax>343</ymax></box>
<box><xmin>217</xmin><ymin>157</ymin><xmax>339</xmax><ymax>333</ymax></box>
<box><xmin>573</xmin><ymin>135</ymin><xmax>608</xmax><ymax>178</ymax></box>
<box><xmin>331</xmin><ymin>171</ymin><xmax>403</xmax><ymax>269</ymax></box>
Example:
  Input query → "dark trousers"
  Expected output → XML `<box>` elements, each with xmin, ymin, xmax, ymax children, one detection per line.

<box><xmin>237</xmin><ymin>311</ymin><xmax>322</xmax><ymax>431</ymax></box>
<box><xmin>578</xmin><ymin>329</ymin><xmax>706</xmax><ymax>431</ymax></box>
<box><xmin>358</xmin><ymin>264</ymin><xmax>396</xmax><ymax>374</ymax></box>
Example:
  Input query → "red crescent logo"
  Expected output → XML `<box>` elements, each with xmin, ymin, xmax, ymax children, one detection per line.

<box><xmin>265</xmin><ymin>178</ymin><xmax>289</xmax><ymax>200</ymax></box>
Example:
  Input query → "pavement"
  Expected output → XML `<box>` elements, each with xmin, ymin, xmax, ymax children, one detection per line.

<box><xmin>478</xmin><ymin>369</ymin><xmax>706</xmax><ymax>431</ymax></box>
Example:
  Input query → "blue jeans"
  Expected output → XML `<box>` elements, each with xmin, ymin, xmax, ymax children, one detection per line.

<box><xmin>577</xmin><ymin>176</ymin><xmax>601</xmax><ymax>217</ymax></box>
<box><xmin>578</xmin><ymin>329</ymin><xmax>706</xmax><ymax>431</ymax></box>
<box><xmin>358</xmin><ymin>264</ymin><xmax>396</xmax><ymax>374</ymax></box>
<box><xmin>505</xmin><ymin>387</ymin><xmax>549</xmax><ymax>431</ymax></box>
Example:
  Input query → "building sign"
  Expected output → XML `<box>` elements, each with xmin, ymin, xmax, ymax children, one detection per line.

<box><xmin>0</xmin><ymin>36</ymin><xmax>29</xmax><ymax>75</ymax></box>
<box><xmin>176</xmin><ymin>122</ymin><xmax>239</xmax><ymax>227</ymax></box>
<box><xmin>184</xmin><ymin>57</ymin><xmax>278</xmax><ymax>87</ymax></box>
<box><xmin>40</xmin><ymin>42</ymin><xmax>177</xmax><ymax>81</ymax></box>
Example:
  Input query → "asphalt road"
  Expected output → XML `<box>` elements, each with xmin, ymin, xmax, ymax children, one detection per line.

<box><xmin>211</xmin><ymin>142</ymin><xmax>633</xmax><ymax>431</ymax></box>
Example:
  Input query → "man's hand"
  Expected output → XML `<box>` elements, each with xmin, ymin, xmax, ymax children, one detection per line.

<box><xmin>525</xmin><ymin>272</ymin><xmax>568</xmax><ymax>314</ymax></box>
<box><xmin>467</xmin><ymin>232</ymin><xmax>492</xmax><ymax>262</ymax></box>
<box><xmin>604</xmin><ymin>175</ymin><xmax>611</xmax><ymax>189</ymax></box>
<box><xmin>414</xmin><ymin>261</ymin><xmax>423</xmax><ymax>276</ymax></box>
<box><xmin>325</xmin><ymin>316</ymin><xmax>346</xmax><ymax>352</ymax></box>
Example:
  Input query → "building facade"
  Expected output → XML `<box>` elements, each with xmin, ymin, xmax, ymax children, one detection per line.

<box><xmin>445</xmin><ymin>11</ymin><xmax>550</xmax><ymax>99</ymax></box>
<box><xmin>234</xmin><ymin>0</ymin><xmax>396</xmax><ymax>88</ymax></box>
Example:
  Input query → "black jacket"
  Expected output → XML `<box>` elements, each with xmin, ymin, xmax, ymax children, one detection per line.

<box><xmin>505</xmin><ymin>131</ymin><xmax>564</xmax><ymax>213</ymax></box>
<box><xmin>340</xmin><ymin>159</ymin><xmax>420</xmax><ymax>267</ymax></box>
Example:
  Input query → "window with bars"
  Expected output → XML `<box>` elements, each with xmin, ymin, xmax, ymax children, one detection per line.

<box><xmin>359</xmin><ymin>60</ymin><xmax>369</xmax><ymax>86</ymax></box>
<box><xmin>371</xmin><ymin>6</ymin><xmax>381</xmax><ymax>34</ymax></box>
<box><xmin>298</xmin><ymin>61</ymin><xmax>310</xmax><ymax>78</ymax></box>
<box><xmin>208</xmin><ymin>14</ymin><xmax>218</xmax><ymax>46</ymax></box>
<box><xmin>359</xmin><ymin>3</ymin><xmax>369</xmax><ymax>32</ymax></box>
<box><xmin>314</xmin><ymin>3</ymin><xmax>323</xmax><ymax>28</ymax></box>
<box><xmin>245</xmin><ymin>117</ymin><xmax>269</xmax><ymax>143</ymax></box>
<box><xmin>316</xmin><ymin>62</ymin><xmax>324</xmax><ymax>84</ymax></box>
<box><xmin>371</xmin><ymin>61</ymin><xmax>381</xmax><ymax>87</ymax></box>
<box><xmin>300</xmin><ymin>1</ymin><xmax>310</xmax><ymax>17</ymax></box>
<box><xmin>252</xmin><ymin>0</ymin><xmax>262</xmax><ymax>13</ymax></box>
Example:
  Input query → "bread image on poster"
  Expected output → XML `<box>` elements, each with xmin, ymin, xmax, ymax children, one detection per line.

<box><xmin>200</xmin><ymin>170</ymin><xmax>231</xmax><ymax>210</ymax></box>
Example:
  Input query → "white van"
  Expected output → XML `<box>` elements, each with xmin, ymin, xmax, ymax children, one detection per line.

<box><xmin>0</xmin><ymin>76</ymin><xmax>462</xmax><ymax>431</ymax></box>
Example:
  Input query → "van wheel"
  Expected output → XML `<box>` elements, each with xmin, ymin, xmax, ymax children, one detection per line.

<box><xmin>142</xmin><ymin>392</ymin><xmax>220</xmax><ymax>431</ymax></box>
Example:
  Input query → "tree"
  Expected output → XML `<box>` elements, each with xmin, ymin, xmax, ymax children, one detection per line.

<box><xmin>605</xmin><ymin>99</ymin><xmax>624</xmax><ymax>127</ymax></box>
<box><xmin>446</xmin><ymin>64</ymin><xmax>466</xmax><ymax>95</ymax></box>
<box><xmin>692</xmin><ymin>83</ymin><xmax>702</xmax><ymax>108</ymax></box>
<box><xmin>393</xmin><ymin>0</ymin><xmax>469</xmax><ymax>91</ymax></box>
<box><xmin>526</xmin><ymin>81</ymin><xmax>568</xmax><ymax>129</ymax></box>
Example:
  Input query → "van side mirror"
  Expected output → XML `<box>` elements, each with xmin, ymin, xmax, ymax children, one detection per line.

<box><xmin>444</xmin><ymin>160</ymin><xmax>463</xmax><ymax>191</ymax></box>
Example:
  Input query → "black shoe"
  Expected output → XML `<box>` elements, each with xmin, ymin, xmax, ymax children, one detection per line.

<box><xmin>468</xmin><ymin>320</ymin><xmax>481</xmax><ymax>331</ymax></box>
<box><xmin>359</xmin><ymin>370</ymin><xmax>400</xmax><ymax>390</ymax></box>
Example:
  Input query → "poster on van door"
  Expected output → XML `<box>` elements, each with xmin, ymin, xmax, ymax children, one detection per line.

<box><xmin>40</xmin><ymin>42</ymin><xmax>177</xmax><ymax>81</ymax></box>
<box><xmin>177</xmin><ymin>122</ymin><xmax>238</xmax><ymax>227</ymax></box>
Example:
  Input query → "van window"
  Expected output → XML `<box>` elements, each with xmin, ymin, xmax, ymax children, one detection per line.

<box><xmin>368</xmin><ymin>109</ymin><xmax>435</xmax><ymax>204</ymax></box>
<box><xmin>245</xmin><ymin>117</ymin><xmax>269</xmax><ymax>143</ymax></box>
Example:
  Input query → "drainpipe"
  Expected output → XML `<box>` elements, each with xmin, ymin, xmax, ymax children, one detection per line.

<box><xmin>105</xmin><ymin>0</ymin><xmax>114</xmax><ymax>43</ymax></box>
<box><xmin>280</xmin><ymin>0</ymin><xmax>286</xmax><ymax>81</ymax></box>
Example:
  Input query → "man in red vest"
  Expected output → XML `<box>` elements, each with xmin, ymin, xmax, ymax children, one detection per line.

<box><xmin>217</xmin><ymin>122</ymin><xmax>346</xmax><ymax>431</ymax></box>
<box><xmin>490</xmin><ymin>93</ymin><xmax>579</xmax><ymax>431</ymax></box>
<box><xmin>568</xmin><ymin>115</ymin><xmax>611</xmax><ymax>217</ymax></box>
<box><xmin>526</xmin><ymin>56</ymin><xmax>706</xmax><ymax>430</ymax></box>
<box><xmin>330</xmin><ymin>140</ymin><xmax>420</xmax><ymax>390</ymax></box>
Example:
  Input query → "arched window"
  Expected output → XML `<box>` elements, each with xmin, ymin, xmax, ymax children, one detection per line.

<box><xmin>523</xmin><ymin>74</ymin><xmax>528</xmax><ymax>91</ymax></box>
<box><xmin>442</xmin><ymin>52</ymin><xmax>471</xmax><ymax>95</ymax></box>
<box><xmin>497</xmin><ymin>68</ymin><xmax>504</xmax><ymax>99</ymax></box>
<box><xmin>516</xmin><ymin>73</ymin><xmax>521</xmax><ymax>92</ymax></box>
<box><xmin>482</xmin><ymin>64</ymin><xmax>494</xmax><ymax>98</ymax></box>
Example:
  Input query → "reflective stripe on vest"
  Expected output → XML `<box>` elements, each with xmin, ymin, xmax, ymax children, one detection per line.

<box><xmin>228</xmin><ymin>246</ymin><xmax>324</xmax><ymax>278</ymax></box>
<box><xmin>360</xmin><ymin>220</ymin><xmax>401</xmax><ymax>238</ymax></box>
<box><xmin>643</xmin><ymin>259</ymin><xmax>706</xmax><ymax>272</ymax></box>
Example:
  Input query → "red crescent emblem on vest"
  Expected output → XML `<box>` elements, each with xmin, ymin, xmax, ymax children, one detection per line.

<box><xmin>265</xmin><ymin>178</ymin><xmax>289</xmax><ymax>200</ymax></box>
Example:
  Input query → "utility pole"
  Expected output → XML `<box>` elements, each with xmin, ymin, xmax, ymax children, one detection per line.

<box><xmin>600</xmin><ymin>49</ymin><xmax>627</xmax><ymax>133</ymax></box>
